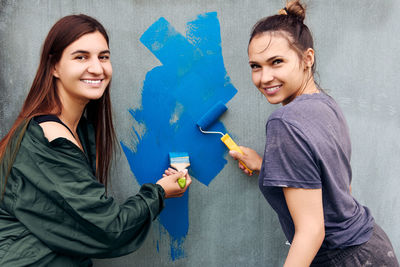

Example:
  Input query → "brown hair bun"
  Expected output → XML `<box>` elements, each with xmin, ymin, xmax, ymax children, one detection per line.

<box><xmin>279</xmin><ymin>0</ymin><xmax>306</xmax><ymax>23</ymax></box>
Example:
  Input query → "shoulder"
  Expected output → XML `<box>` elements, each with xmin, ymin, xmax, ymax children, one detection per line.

<box><xmin>268</xmin><ymin>93</ymin><xmax>339</xmax><ymax>127</ymax></box>
<box><xmin>265</xmin><ymin>93</ymin><xmax>346</xmax><ymax>147</ymax></box>
<box><xmin>38</xmin><ymin>121</ymin><xmax>77</xmax><ymax>145</ymax></box>
<box><xmin>272</xmin><ymin>93</ymin><xmax>332</xmax><ymax>116</ymax></box>
<box><xmin>14</xmin><ymin>120</ymin><xmax>95</xmax><ymax>176</ymax></box>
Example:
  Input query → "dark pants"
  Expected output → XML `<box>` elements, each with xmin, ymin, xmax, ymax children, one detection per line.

<box><xmin>311</xmin><ymin>223</ymin><xmax>399</xmax><ymax>267</ymax></box>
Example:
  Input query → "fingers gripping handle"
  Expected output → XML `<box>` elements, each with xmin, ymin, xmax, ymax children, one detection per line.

<box><xmin>221</xmin><ymin>134</ymin><xmax>253</xmax><ymax>175</ymax></box>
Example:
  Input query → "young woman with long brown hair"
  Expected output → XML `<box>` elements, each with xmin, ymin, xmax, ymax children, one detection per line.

<box><xmin>229</xmin><ymin>1</ymin><xmax>398</xmax><ymax>266</ymax></box>
<box><xmin>0</xmin><ymin>14</ymin><xmax>191</xmax><ymax>266</ymax></box>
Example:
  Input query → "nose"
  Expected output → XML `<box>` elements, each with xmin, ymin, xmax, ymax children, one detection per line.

<box><xmin>261</xmin><ymin>68</ymin><xmax>274</xmax><ymax>85</ymax></box>
<box><xmin>87</xmin><ymin>58</ymin><xmax>103</xmax><ymax>75</ymax></box>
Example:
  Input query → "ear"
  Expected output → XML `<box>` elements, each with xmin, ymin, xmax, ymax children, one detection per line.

<box><xmin>52</xmin><ymin>63</ymin><xmax>60</xmax><ymax>78</ymax></box>
<box><xmin>303</xmin><ymin>48</ymin><xmax>315</xmax><ymax>70</ymax></box>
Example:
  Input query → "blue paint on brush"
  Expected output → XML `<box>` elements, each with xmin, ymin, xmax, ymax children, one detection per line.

<box><xmin>169</xmin><ymin>152</ymin><xmax>190</xmax><ymax>165</ymax></box>
<box><xmin>121</xmin><ymin>12</ymin><xmax>237</xmax><ymax>260</ymax></box>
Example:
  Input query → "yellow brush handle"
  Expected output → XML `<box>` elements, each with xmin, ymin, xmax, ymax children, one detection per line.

<box><xmin>178</xmin><ymin>177</ymin><xmax>186</xmax><ymax>189</ymax></box>
<box><xmin>220</xmin><ymin>134</ymin><xmax>253</xmax><ymax>175</ymax></box>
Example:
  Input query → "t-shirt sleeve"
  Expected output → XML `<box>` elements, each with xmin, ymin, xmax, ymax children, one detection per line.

<box><xmin>260</xmin><ymin>118</ymin><xmax>321</xmax><ymax>189</ymax></box>
<box><xmin>9</xmin><ymin>137</ymin><xmax>165</xmax><ymax>258</ymax></box>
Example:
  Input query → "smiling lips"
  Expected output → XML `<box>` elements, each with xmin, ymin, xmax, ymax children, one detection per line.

<box><xmin>263</xmin><ymin>84</ymin><xmax>282</xmax><ymax>95</ymax></box>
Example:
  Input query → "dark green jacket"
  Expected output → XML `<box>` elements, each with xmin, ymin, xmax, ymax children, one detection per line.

<box><xmin>0</xmin><ymin>118</ymin><xmax>165</xmax><ymax>266</ymax></box>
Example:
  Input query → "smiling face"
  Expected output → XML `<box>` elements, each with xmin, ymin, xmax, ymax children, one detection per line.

<box><xmin>53</xmin><ymin>31</ymin><xmax>112</xmax><ymax>106</ymax></box>
<box><xmin>248</xmin><ymin>32</ymin><xmax>316</xmax><ymax>105</ymax></box>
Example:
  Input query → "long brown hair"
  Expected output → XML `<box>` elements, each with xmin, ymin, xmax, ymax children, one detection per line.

<box><xmin>0</xmin><ymin>14</ymin><xmax>116</xmax><ymax>192</ymax></box>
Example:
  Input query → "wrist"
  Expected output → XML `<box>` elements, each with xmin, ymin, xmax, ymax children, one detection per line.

<box><xmin>255</xmin><ymin>156</ymin><xmax>263</xmax><ymax>172</ymax></box>
<box><xmin>155</xmin><ymin>183</ymin><xmax>166</xmax><ymax>199</ymax></box>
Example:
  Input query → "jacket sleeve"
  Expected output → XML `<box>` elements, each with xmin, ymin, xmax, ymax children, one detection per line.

<box><xmin>9</xmin><ymin>137</ymin><xmax>165</xmax><ymax>259</ymax></box>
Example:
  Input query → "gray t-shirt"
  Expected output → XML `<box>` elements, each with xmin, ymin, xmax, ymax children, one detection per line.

<box><xmin>259</xmin><ymin>92</ymin><xmax>374</xmax><ymax>249</ymax></box>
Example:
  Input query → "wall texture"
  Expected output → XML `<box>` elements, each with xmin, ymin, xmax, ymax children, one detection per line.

<box><xmin>1</xmin><ymin>1</ymin><xmax>399</xmax><ymax>266</ymax></box>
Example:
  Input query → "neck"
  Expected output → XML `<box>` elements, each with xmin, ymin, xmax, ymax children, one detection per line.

<box><xmin>283</xmin><ymin>72</ymin><xmax>319</xmax><ymax>106</ymax></box>
<box><xmin>57</xmin><ymin>90</ymin><xmax>87</xmax><ymax>133</ymax></box>
<box><xmin>59</xmin><ymin>109</ymin><xmax>84</xmax><ymax>134</ymax></box>
<box><xmin>302</xmin><ymin>75</ymin><xmax>319</xmax><ymax>95</ymax></box>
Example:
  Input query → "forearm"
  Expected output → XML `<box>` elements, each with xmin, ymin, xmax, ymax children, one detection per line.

<box><xmin>284</xmin><ymin>228</ymin><xmax>324</xmax><ymax>267</ymax></box>
<box><xmin>282</xmin><ymin>187</ymin><xmax>324</xmax><ymax>266</ymax></box>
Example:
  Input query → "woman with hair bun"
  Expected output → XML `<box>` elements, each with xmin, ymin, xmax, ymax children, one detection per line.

<box><xmin>0</xmin><ymin>14</ymin><xmax>191</xmax><ymax>266</ymax></box>
<box><xmin>229</xmin><ymin>1</ymin><xmax>399</xmax><ymax>266</ymax></box>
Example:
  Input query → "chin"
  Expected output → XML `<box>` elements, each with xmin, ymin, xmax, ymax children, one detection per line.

<box><xmin>85</xmin><ymin>89</ymin><xmax>107</xmax><ymax>100</ymax></box>
<box><xmin>89</xmin><ymin>94</ymin><xmax>105</xmax><ymax>101</ymax></box>
<box><xmin>265</xmin><ymin>96</ymin><xmax>283</xmax><ymax>105</ymax></box>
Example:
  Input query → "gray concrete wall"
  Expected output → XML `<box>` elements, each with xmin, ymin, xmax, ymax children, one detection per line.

<box><xmin>1</xmin><ymin>1</ymin><xmax>399</xmax><ymax>266</ymax></box>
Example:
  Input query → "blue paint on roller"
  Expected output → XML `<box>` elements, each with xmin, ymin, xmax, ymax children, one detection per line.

<box><xmin>121</xmin><ymin>12</ymin><xmax>237</xmax><ymax>260</ymax></box>
<box><xmin>196</xmin><ymin>101</ymin><xmax>227</xmax><ymax>130</ymax></box>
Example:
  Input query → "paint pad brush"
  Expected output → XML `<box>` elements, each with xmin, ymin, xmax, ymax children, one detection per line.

<box><xmin>196</xmin><ymin>101</ymin><xmax>253</xmax><ymax>175</ymax></box>
<box><xmin>169</xmin><ymin>152</ymin><xmax>190</xmax><ymax>189</ymax></box>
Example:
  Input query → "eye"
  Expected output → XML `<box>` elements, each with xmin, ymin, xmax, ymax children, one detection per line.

<box><xmin>272</xmin><ymin>59</ymin><xmax>283</xmax><ymax>65</ymax></box>
<box><xmin>74</xmin><ymin>55</ymin><xmax>87</xmax><ymax>61</ymax></box>
<box><xmin>250</xmin><ymin>63</ymin><xmax>261</xmax><ymax>70</ymax></box>
<box><xmin>99</xmin><ymin>54</ymin><xmax>110</xmax><ymax>61</ymax></box>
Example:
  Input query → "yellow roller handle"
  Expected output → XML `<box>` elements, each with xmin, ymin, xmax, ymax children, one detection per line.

<box><xmin>221</xmin><ymin>134</ymin><xmax>253</xmax><ymax>175</ymax></box>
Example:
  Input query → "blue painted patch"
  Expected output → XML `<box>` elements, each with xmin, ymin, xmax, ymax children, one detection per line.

<box><xmin>121</xmin><ymin>12</ymin><xmax>237</xmax><ymax>260</ymax></box>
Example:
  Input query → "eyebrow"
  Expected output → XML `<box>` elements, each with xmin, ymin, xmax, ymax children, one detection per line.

<box><xmin>248</xmin><ymin>55</ymin><xmax>283</xmax><ymax>64</ymax></box>
<box><xmin>267</xmin><ymin>56</ymin><xmax>283</xmax><ymax>62</ymax></box>
<box><xmin>71</xmin><ymin>50</ymin><xmax>110</xmax><ymax>55</ymax></box>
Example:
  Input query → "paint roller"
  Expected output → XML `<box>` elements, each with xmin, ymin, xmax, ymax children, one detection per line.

<box><xmin>197</xmin><ymin>101</ymin><xmax>253</xmax><ymax>175</ymax></box>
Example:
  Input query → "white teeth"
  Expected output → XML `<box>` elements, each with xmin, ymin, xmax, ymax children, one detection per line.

<box><xmin>266</xmin><ymin>85</ymin><xmax>280</xmax><ymax>92</ymax></box>
<box><xmin>82</xmin><ymin>79</ymin><xmax>101</xmax><ymax>84</ymax></box>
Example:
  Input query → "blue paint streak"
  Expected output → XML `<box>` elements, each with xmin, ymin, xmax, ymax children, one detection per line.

<box><xmin>121</xmin><ymin>12</ymin><xmax>237</xmax><ymax>260</ymax></box>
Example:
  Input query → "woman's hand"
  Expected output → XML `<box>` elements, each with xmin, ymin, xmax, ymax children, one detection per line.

<box><xmin>156</xmin><ymin>168</ymin><xmax>192</xmax><ymax>198</ymax></box>
<box><xmin>229</xmin><ymin>146</ymin><xmax>263</xmax><ymax>176</ymax></box>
